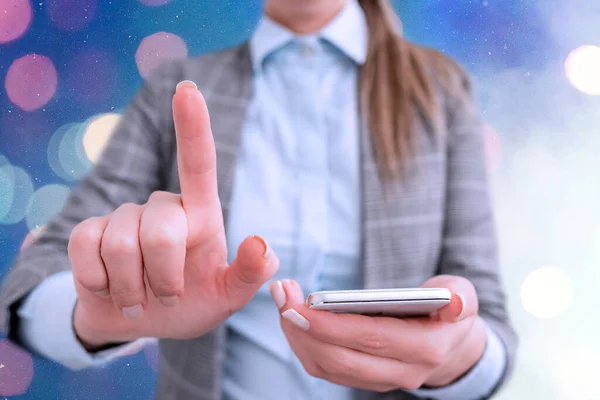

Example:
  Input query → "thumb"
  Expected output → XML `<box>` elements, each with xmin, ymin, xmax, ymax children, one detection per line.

<box><xmin>225</xmin><ymin>235</ymin><xmax>278</xmax><ymax>306</ymax></box>
<box><xmin>422</xmin><ymin>275</ymin><xmax>478</xmax><ymax>323</ymax></box>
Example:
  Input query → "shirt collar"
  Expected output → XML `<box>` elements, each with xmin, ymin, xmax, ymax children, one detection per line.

<box><xmin>249</xmin><ymin>0</ymin><xmax>368</xmax><ymax>70</ymax></box>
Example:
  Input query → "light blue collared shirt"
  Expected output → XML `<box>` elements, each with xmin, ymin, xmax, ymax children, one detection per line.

<box><xmin>223</xmin><ymin>3</ymin><xmax>366</xmax><ymax>399</ymax></box>
<box><xmin>17</xmin><ymin>2</ymin><xmax>506</xmax><ymax>399</ymax></box>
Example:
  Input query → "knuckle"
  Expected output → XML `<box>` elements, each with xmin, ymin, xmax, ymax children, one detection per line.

<box><xmin>69</xmin><ymin>219</ymin><xmax>103</xmax><ymax>252</ymax></box>
<box><xmin>101</xmin><ymin>234</ymin><xmax>139</xmax><ymax>258</ymax></box>
<box><xmin>421</xmin><ymin>344</ymin><xmax>446</xmax><ymax>367</ymax></box>
<box><xmin>334</xmin><ymin>356</ymin><xmax>355</xmax><ymax>377</ymax></box>
<box><xmin>361</xmin><ymin>324</ymin><xmax>386</xmax><ymax>353</ymax></box>
<box><xmin>403</xmin><ymin>379</ymin><xmax>423</xmax><ymax>391</ymax></box>
<box><xmin>76</xmin><ymin>271</ymin><xmax>107</xmax><ymax>293</ymax></box>
<box><xmin>306</xmin><ymin>362</ymin><xmax>326</xmax><ymax>379</ymax></box>
<box><xmin>396</xmin><ymin>372</ymin><xmax>427</xmax><ymax>391</ymax></box>
<box><xmin>141</xmin><ymin>224</ymin><xmax>184</xmax><ymax>252</ymax></box>
<box><xmin>373</xmin><ymin>384</ymin><xmax>396</xmax><ymax>393</ymax></box>
<box><xmin>118</xmin><ymin>202</ymin><xmax>140</xmax><ymax>212</ymax></box>
<box><xmin>148</xmin><ymin>191</ymin><xmax>163</xmax><ymax>202</ymax></box>
<box><xmin>320</xmin><ymin>353</ymin><xmax>355</xmax><ymax>377</ymax></box>
<box><xmin>148</xmin><ymin>190</ymin><xmax>175</xmax><ymax>203</ymax></box>
<box><xmin>420</xmin><ymin>335</ymin><xmax>450</xmax><ymax>366</ymax></box>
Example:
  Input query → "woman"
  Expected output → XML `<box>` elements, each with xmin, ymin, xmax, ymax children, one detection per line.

<box><xmin>0</xmin><ymin>0</ymin><xmax>516</xmax><ymax>399</ymax></box>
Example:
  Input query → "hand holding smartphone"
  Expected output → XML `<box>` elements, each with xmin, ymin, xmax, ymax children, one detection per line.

<box><xmin>307</xmin><ymin>288</ymin><xmax>451</xmax><ymax>317</ymax></box>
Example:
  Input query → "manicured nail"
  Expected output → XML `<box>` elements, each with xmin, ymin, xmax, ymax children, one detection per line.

<box><xmin>270</xmin><ymin>281</ymin><xmax>286</xmax><ymax>309</ymax></box>
<box><xmin>158</xmin><ymin>296</ymin><xmax>178</xmax><ymax>307</ymax></box>
<box><xmin>95</xmin><ymin>289</ymin><xmax>110</xmax><ymax>298</ymax></box>
<box><xmin>176</xmin><ymin>80</ymin><xmax>197</xmax><ymax>92</ymax></box>
<box><xmin>253</xmin><ymin>235</ymin><xmax>270</xmax><ymax>258</ymax></box>
<box><xmin>282</xmin><ymin>309</ymin><xmax>310</xmax><ymax>331</ymax></box>
<box><xmin>122</xmin><ymin>304</ymin><xmax>144</xmax><ymax>321</ymax></box>
<box><xmin>456</xmin><ymin>293</ymin><xmax>467</xmax><ymax>320</ymax></box>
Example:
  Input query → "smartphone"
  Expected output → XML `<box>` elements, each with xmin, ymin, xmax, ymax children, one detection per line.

<box><xmin>307</xmin><ymin>288</ymin><xmax>451</xmax><ymax>317</ymax></box>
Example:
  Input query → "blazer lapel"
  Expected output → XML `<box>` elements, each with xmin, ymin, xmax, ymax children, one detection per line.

<box><xmin>203</xmin><ymin>45</ymin><xmax>253</xmax><ymax>219</ymax></box>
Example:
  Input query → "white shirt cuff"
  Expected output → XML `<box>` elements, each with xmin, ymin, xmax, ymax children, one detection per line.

<box><xmin>409</xmin><ymin>320</ymin><xmax>507</xmax><ymax>400</ymax></box>
<box><xmin>17</xmin><ymin>270</ymin><xmax>153</xmax><ymax>370</ymax></box>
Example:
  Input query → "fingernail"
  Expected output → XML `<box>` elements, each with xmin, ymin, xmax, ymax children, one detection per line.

<box><xmin>95</xmin><ymin>289</ymin><xmax>110</xmax><ymax>298</ymax></box>
<box><xmin>430</xmin><ymin>310</ymin><xmax>439</xmax><ymax>320</ymax></box>
<box><xmin>271</xmin><ymin>281</ymin><xmax>286</xmax><ymax>309</ymax></box>
<box><xmin>252</xmin><ymin>235</ymin><xmax>270</xmax><ymax>258</ymax></box>
<box><xmin>456</xmin><ymin>293</ymin><xmax>467</xmax><ymax>320</ymax></box>
<box><xmin>158</xmin><ymin>296</ymin><xmax>179</xmax><ymax>307</ymax></box>
<box><xmin>282</xmin><ymin>309</ymin><xmax>310</xmax><ymax>331</ymax></box>
<box><xmin>122</xmin><ymin>304</ymin><xmax>144</xmax><ymax>321</ymax></box>
<box><xmin>176</xmin><ymin>80</ymin><xmax>197</xmax><ymax>92</ymax></box>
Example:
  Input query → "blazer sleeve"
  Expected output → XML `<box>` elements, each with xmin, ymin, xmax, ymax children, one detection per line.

<box><xmin>436</xmin><ymin>70</ymin><xmax>518</xmax><ymax>393</ymax></box>
<box><xmin>0</xmin><ymin>64</ymin><xmax>177</xmax><ymax>343</ymax></box>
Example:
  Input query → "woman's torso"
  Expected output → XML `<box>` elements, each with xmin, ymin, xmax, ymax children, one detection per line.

<box><xmin>158</xmin><ymin>39</ymin><xmax>447</xmax><ymax>400</ymax></box>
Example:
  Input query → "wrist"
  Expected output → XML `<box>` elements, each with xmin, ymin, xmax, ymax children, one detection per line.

<box><xmin>73</xmin><ymin>301</ymin><xmax>117</xmax><ymax>351</ymax></box>
<box><xmin>424</xmin><ymin>316</ymin><xmax>487</xmax><ymax>387</ymax></box>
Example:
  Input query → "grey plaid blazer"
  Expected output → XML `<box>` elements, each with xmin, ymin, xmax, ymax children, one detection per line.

<box><xmin>0</xmin><ymin>44</ymin><xmax>516</xmax><ymax>399</ymax></box>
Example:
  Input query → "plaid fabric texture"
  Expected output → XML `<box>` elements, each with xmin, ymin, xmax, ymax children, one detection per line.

<box><xmin>0</xmin><ymin>44</ymin><xmax>516</xmax><ymax>400</ymax></box>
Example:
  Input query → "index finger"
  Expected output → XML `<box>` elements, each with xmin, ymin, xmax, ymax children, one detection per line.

<box><xmin>172</xmin><ymin>81</ymin><xmax>219</xmax><ymax>211</ymax></box>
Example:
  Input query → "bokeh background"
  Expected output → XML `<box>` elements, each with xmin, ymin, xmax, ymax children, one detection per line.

<box><xmin>1</xmin><ymin>0</ymin><xmax>599</xmax><ymax>398</ymax></box>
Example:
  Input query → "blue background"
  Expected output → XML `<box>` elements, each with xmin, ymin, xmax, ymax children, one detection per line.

<box><xmin>2</xmin><ymin>0</ymin><xmax>600</xmax><ymax>399</ymax></box>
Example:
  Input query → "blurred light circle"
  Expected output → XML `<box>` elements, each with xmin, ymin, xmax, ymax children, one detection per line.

<box><xmin>138</xmin><ymin>0</ymin><xmax>173</xmax><ymax>6</ymax></box>
<box><xmin>0</xmin><ymin>0</ymin><xmax>33</xmax><ymax>44</ymax></box>
<box><xmin>25</xmin><ymin>184</ymin><xmax>71</xmax><ymax>231</ymax></box>
<box><xmin>143</xmin><ymin>340</ymin><xmax>160</xmax><ymax>372</ymax></box>
<box><xmin>46</xmin><ymin>0</ymin><xmax>97</xmax><ymax>31</ymax></box>
<box><xmin>135</xmin><ymin>32</ymin><xmax>188</xmax><ymax>79</ymax></box>
<box><xmin>5</xmin><ymin>54</ymin><xmax>58</xmax><ymax>112</ymax></box>
<box><xmin>565</xmin><ymin>45</ymin><xmax>600</xmax><ymax>96</ymax></box>
<box><xmin>520</xmin><ymin>266</ymin><xmax>574</xmax><ymax>319</ymax></box>
<box><xmin>58</xmin><ymin>122</ymin><xmax>92</xmax><ymax>179</ymax></box>
<box><xmin>21</xmin><ymin>225</ymin><xmax>47</xmax><ymax>251</ymax></box>
<box><xmin>83</xmin><ymin>113</ymin><xmax>121</xmax><ymax>163</ymax></box>
<box><xmin>483</xmin><ymin>124</ymin><xmax>502</xmax><ymax>172</ymax></box>
<box><xmin>66</xmin><ymin>51</ymin><xmax>118</xmax><ymax>104</ymax></box>
<box><xmin>0</xmin><ymin>164</ymin><xmax>34</xmax><ymax>225</ymax></box>
<box><xmin>48</xmin><ymin>122</ymin><xmax>93</xmax><ymax>181</ymax></box>
<box><xmin>0</xmin><ymin>339</ymin><xmax>34</xmax><ymax>396</ymax></box>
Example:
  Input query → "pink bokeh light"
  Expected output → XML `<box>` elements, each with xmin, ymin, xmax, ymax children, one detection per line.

<box><xmin>0</xmin><ymin>339</ymin><xmax>34</xmax><ymax>396</ymax></box>
<box><xmin>138</xmin><ymin>0</ymin><xmax>173</xmax><ymax>6</ymax></box>
<box><xmin>0</xmin><ymin>0</ymin><xmax>33</xmax><ymax>44</ymax></box>
<box><xmin>5</xmin><ymin>54</ymin><xmax>58</xmax><ymax>112</ymax></box>
<box><xmin>46</xmin><ymin>0</ymin><xmax>97</xmax><ymax>31</ymax></box>
<box><xmin>135</xmin><ymin>32</ymin><xmax>188</xmax><ymax>79</ymax></box>
<box><xmin>484</xmin><ymin>124</ymin><xmax>503</xmax><ymax>172</ymax></box>
<box><xmin>66</xmin><ymin>51</ymin><xmax>118</xmax><ymax>103</ymax></box>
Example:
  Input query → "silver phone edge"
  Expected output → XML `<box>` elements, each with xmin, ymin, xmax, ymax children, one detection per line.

<box><xmin>307</xmin><ymin>288</ymin><xmax>451</xmax><ymax>307</ymax></box>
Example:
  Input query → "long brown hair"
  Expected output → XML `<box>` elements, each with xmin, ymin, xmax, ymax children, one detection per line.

<box><xmin>358</xmin><ymin>0</ymin><xmax>446</xmax><ymax>178</ymax></box>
